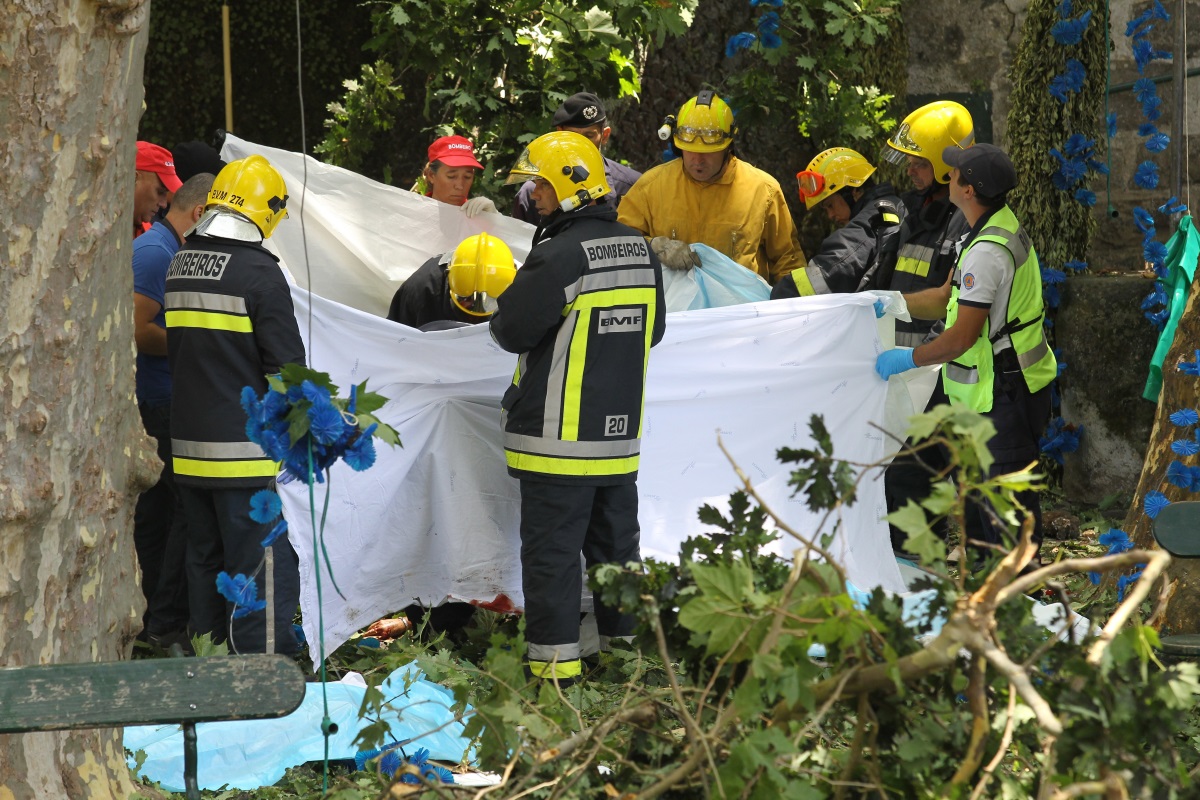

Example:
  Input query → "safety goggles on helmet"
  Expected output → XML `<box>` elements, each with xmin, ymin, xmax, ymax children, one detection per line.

<box><xmin>796</xmin><ymin>170</ymin><xmax>826</xmax><ymax>202</ymax></box>
<box><xmin>674</xmin><ymin>126</ymin><xmax>734</xmax><ymax>147</ymax></box>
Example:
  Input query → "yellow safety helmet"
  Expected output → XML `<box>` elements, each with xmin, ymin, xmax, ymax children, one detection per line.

<box><xmin>796</xmin><ymin>147</ymin><xmax>876</xmax><ymax>210</ymax></box>
<box><xmin>447</xmin><ymin>233</ymin><xmax>516</xmax><ymax>317</ymax></box>
<box><xmin>207</xmin><ymin>155</ymin><xmax>289</xmax><ymax>238</ymax></box>
<box><xmin>673</xmin><ymin>90</ymin><xmax>737</xmax><ymax>153</ymax></box>
<box><xmin>505</xmin><ymin>131</ymin><xmax>611</xmax><ymax>213</ymax></box>
<box><xmin>881</xmin><ymin>101</ymin><xmax>975</xmax><ymax>184</ymax></box>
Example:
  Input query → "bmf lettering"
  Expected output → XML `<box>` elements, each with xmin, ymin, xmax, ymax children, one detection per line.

<box><xmin>596</xmin><ymin>308</ymin><xmax>643</xmax><ymax>334</ymax></box>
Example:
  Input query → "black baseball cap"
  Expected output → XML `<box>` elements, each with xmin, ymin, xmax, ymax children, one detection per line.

<box><xmin>552</xmin><ymin>92</ymin><xmax>607</xmax><ymax>128</ymax></box>
<box><xmin>942</xmin><ymin>143</ymin><xmax>1018</xmax><ymax>197</ymax></box>
<box><xmin>172</xmin><ymin>140</ymin><xmax>227</xmax><ymax>184</ymax></box>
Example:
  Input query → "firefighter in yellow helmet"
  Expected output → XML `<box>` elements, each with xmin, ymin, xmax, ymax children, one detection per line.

<box><xmin>387</xmin><ymin>232</ymin><xmax>516</xmax><ymax>329</ymax></box>
<box><xmin>617</xmin><ymin>90</ymin><xmax>807</xmax><ymax>284</ymax></box>
<box><xmin>876</xmin><ymin>143</ymin><xmax>1055</xmax><ymax>568</ymax></box>
<box><xmin>872</xmin><ymin>101</ymin><xmax>976</xmax><ymax>558</ymax></box>
<box><xmin>164</xmin><ymin>154</ymin><xmax>307</xmax><ymax>655</ymax></box>
<box><xmin>771</xmin><ymin>147</ymin><xmax>904</xmax><ymax>298</ymax></box>
<box><xmin>492</xmin><ymin>131</ymin><xmax>665</xmax><ymax>687</ymax></box>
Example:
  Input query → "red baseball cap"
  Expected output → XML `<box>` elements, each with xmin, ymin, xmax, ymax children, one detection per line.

<box><xmin>136</xmin><ymin>141</ymin><xmax>183</xmax><ymax>193</ymax></box>
<box><xmin>427</xmin><ymin>135</ymin><xmax>483</xmax><ymax>169</ymax></box>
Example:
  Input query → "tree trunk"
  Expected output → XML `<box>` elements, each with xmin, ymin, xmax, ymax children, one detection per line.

<box><xmin>1123</xmin><ymin>274</ymin><xmax>1200</xmax><ymax>634</ymax></box>
<box><xmin>0</xmin><ymin>1</ymin><xmax>159</xmax><ymax>796</ymax></box>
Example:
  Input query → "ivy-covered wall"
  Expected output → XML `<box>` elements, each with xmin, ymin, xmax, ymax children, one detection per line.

<box><xmin>138</xmin><ymin>0</ymin><xmax>372</xmax><ymax>153</ymax></box>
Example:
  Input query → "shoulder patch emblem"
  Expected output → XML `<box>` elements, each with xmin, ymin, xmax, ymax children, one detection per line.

<box><xmin>962</xmin><ymin>272</ymin><xmax>975</xmax><ymax>289</ymax></box>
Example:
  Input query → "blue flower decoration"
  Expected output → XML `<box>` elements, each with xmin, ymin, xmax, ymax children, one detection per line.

<box><xmin>344</xmin><ymin>424</ymin><xmax>379</xmax><ymax>472</ymax></box>
<box><xmin>1132</xmin><ymin>79</ymin><xmax>1158</xmax><ymax>104</ymax></box>
<box><xmin>759</xmin><ymin>31</ymin><xmax>782</xmax><ymax>49</ymax></box>
<box><xmin>1106</xmin><ymin>112</ymin><xmax>1117</xmax><ymax>138</ymax></box>
<box><xmin>1133</xmin><ymin>39</ymin><xmax>1172</xmax><ymax>74</ymax></box>
<box><xmin>1173</xmin><ymin>439</ymin><xmax>1200</xmax><ymax>456</ymax></box>
<box><xmin>1169</xmin><ymin>408</ymin><xmax>1199</xmax><ymax>426</ymax></box>
<box><xmin>1144</xmin><ymin>491</ymin><xmax>1171</xmax><ymax>519</ymax></box>
<box><xmin>1041</xmin><ymin>267</ymin><xmax>1067</xmax><ymax>285</ymax></box>
<box><xmin>1138</xmin><ymin>123</ymin><xmax>1159</xmax><ymax>137</ymax></box>
<box><xmin>1158</xmin><ymin>196</ymin><xmax>1188</xmax><ymax>215</ymax></box>
<box><xmin>725</xmin><ymin>32</ymin><xmax>757</xmax><ymax>57</ymax></box>
<box><xmin>1056</xmin><ymin>0</ymin><xmax>1072</xmax><ymax>16</ymax></box>
<box><xmin>261</xmin><ymin>518</ymin><xmax>289</xmax><ymax>547</ymax></box>
<box><xmin>240</xmin><ymin>386</ymin><xmax>261</xmax><ymax>420</ymax></box>
<box><xmin>1146</xmin><ymin>307</ymin><xmax>1169</xmax><ymax>330</ymax></box>
<box><xmin>750</xmin><ymin>0</ymin><xmax>784</xmax><ymax>6</ymax></box>
<box><xmin>1167</xmin><ymin>460</ymin><xmax>1194</xmax><ymax>488</ymax></box>
<box><xmin>1099</xmin><ymin>528</ymin><xmax>1134</xmax><ymax>554</ymax></box>
<box><xmin>249</xmin><ymin>489</ymin><xmax>283</xmax><ymax>523</ymax></box>
<box><xmin>1063</xmin><ymin>133</ymin><xmax>1095</xmax><ymax>158</ymax></box>
<box><xmin>1144</xmin><ymin>239</ymin><xmax>1168</xmax><ymax>269</ymax></box>
<box><xmin>1134</xmin><ymin>161</ymin><xmax>1160</xmax><ymax>189</ymax></box>
<box><xmin>301</xmin><ymin>379</ymin><xmax>332</xmax><ymax>406</ymax></box>
<box><xmin>1178</xmin><ymin>350</ymin><xmax>1200</xmax><ymax>375</ymax></box>
<box><xmin>1132</xmin><ymin>206</ymin><xmax>1155</xmax><ymax>233</ymax></box>
<box><xmin>1064</xmin><ymin>259</ymin><xmax>1088</xmax><ymax>272</ymax></box>
<box><xmin>1050</xmin><ymin>11</ymin><xmax>1091</xmax><ymax>45</ymax></box>
<box><xmin>308</xmin><ymin>400</ymin><xmax>346</xmax><ymax>446</ymax></box>
<box><xmin>1141</xmin><ymin>94</ymin><xmax>1163</xmax><ymax>121</ymax></box>
<box><xmin>1145</xmin><ymin>133</ymin><xmax>1170</xmax><ymax>152</ymax></box>
<box><xmin>1117</xmin><ymin>566</ymin><xmax>1145</xmax><ymax>602</ymax></box>
<box><xmin>757</xmin><ymin>10</ymin><xmax>781</xmax><ymax>34</ymax></box>
<box><xmin>216</xmin><ymin>572</ymin><xmax>267</xmax><ymax>618</ymax></box>
<box><xmin>1141</xmin><ymin>284</ymin><xmax>1168</xmax><ymax>310</ymax></box>
<box><xmin>1039</xmin><ymin>417</ymin><xmax>1082</xmax><ymax>465</ymax></box>
<box><xmin>1074</xmin><ymin>188</ymin><xmax>1096</xmax><ymax>207</ymax></box>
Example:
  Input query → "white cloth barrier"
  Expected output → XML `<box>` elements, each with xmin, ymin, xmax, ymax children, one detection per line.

<box><xmin>282</xmin><ymin>290</ymin><xmax>920</xmax><ymax>659</ymax></box>
<box><xmin>221</xmin><ymin>135</ymin><xmax>537</xmax><ymax>317</ymax></box>
<box><xmin>217</xmin><ymin>137</ymin><xmax>933</xmax><ymax>659</ymax></box>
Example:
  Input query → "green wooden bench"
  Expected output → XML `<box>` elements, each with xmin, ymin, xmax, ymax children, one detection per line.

<box><xmin>1151</xmin><ymin>500</ymin><xmax>1200</xmax><ymax>661</ymax></box>
<box><xmin>0</xmin><ymin>654</ymin><xmax>306</xmax><ymax>799</ymax></box>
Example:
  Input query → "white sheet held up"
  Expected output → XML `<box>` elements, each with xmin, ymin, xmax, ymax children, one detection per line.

<box><xmin>281</xmin><ymin>291</ymin><xmax>911</xmax><ymax>659</ymax></box>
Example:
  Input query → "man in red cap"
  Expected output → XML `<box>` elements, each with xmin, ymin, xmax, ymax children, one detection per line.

<box><xmin>134</xmin><ymin>141</ymin><xmax>183</xmax><ymax>238</ymax></box>
<box><xmin>415</xmin><ymin>135</ymin><xmax>497</xmax><ymax>217</ymax></box>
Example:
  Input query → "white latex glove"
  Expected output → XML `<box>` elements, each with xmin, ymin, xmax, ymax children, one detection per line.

<box><xmin>650</xmin><ymin>236</ymin><xmax>701</xmax><ymax>271</ymax></box>
<box><xmin>462</xmin><ymin>196</ymin><xmax>499</xmax><ymax>218</ymax></box>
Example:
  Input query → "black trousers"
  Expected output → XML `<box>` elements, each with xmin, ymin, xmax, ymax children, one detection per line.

<box><xmin>133</xmin><ymin>402</ymin><xmax>190</xmax><ymax>635</ymax></box>
<box><xmin>885</xmin><ymin>377</ymin><xmax>1051</xmax><ymax>555</ymax></box>
<box><xmin>519</xmin><ymin>480</ymin><xmax>640</xmax><ymax>663</ymax></box>
<box><xmin>179</xmin><ymin>484</ymin><xmax>301</xmax><ymax>655</ymax></box>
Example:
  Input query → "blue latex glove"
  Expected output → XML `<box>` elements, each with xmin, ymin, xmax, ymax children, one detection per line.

<box><xmin>875</xmin><ymin>348</ymin><xmax>917</xmax><ymax>380</ymax></box>
<box><xmin>873</xmin><ymin>298</ymin><xmax>886</xmax><ymax>318</ymax></box>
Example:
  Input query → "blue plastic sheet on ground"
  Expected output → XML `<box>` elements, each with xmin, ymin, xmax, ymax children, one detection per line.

<box><xmin>662</xmin><ymin>243</ymin><xmax>772</xmax><ymax>311</ymax></box>
<box><xmin>124</xmin><ymin>663</ymin><xmax>473</xmax><ymax>792</ymax></box>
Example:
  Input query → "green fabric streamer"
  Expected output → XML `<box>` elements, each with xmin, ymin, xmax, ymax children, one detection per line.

<box><xmin>1144</xmin><ymin>215</ymin><xmax>1200</xmax><ymax>400</ymax></box>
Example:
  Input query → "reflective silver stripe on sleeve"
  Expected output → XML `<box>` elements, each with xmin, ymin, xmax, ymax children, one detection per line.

<box><xmin>1016</xmin><ymin>335</ymin><xmax>1050</xmax><ymax>370</ymax></box>
<box><xmin>578</xmin><ymin>268</ymin><xmax>658</xmax><ymax>294</ymax></box>
<box><xmin>804</xmin><ymin>265</ymin><xmax>832</xmax><ymax>295</ymax></box>
<box><xmin>541</xmin><ymin>310</ymin><xmax>578</xmax><ymax>439</ymax></box>
<box><xmin>171</xmin><ymin>439</ymin><xmax>269</xmax><ymax>459</ymax></box>
<box><xmin>527</xmin><ymin>641</ymin><xmax>582</xmax><ymax>662</ymax></box>
<box><xmin>165</xmin><ymin>291</ymin><xmax>249</xmax><ymax>314</ymax></box>
<box><xmin>504</xmin><ymin>432</ymin><xmax>641</xmax><ymax>458</ymax></box>
<box><xmin>944</xmin><ymin>362</ymin><xmax>980</xmax><ymax>384</ymax></box>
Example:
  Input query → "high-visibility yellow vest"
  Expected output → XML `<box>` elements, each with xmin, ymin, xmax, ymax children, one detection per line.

<box><xmin>942</xmin><ymin>207</ymin><xmax>1057</xmax><ymax>412</ymax></box>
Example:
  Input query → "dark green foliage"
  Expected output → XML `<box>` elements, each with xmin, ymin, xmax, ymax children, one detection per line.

<box><xmin>140</xmin><ymin>1</ymin><xmax>373</xmax><ymax>153</ymax></box>
<box><xmin>315</xmin><ymin>0</ymin><xmax>696</xmax><ymax>194</ymax></box>
<box><xmin>1006</xmin><ymin>0</ymin><xmax>1106</xmax><ymax>272</ymax></box>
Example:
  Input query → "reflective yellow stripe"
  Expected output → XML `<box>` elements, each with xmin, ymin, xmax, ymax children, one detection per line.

<box><xmin>173</xmin><ymin>456</ymin><xmax>280</xmax><ymax>479</ymax></box>
<box><xmin>790</xmin><ymin>268</ymin><xmax>817</xmax><ymax>296</ymax></box>
<box><xmin>894</xmin><ymin>255</ymin><xmax>931</xmax><ymax>278</ymax></box>
<box><xmin>166</xmin><ymin>310</ymin><xmax>253</xmax><ymax>333</ymax></box>
<box><xmin>528</xmin><ymin>659</ymin><xmax>582</xmax><ymax>679</ymax></box>
<box><xmin>881</xmin><ymin>212</ymin><xmax>900</xmax><ymax>224</ymax></box>
<box><xmin>561</xmin><ymin>311</ymin><xmax>590</xmax><ymax>440</ymax></box>
<box><xmin>505</xmin><ymin>449</ymin><xmax>639</xmax><ymax>476</ymax></box>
